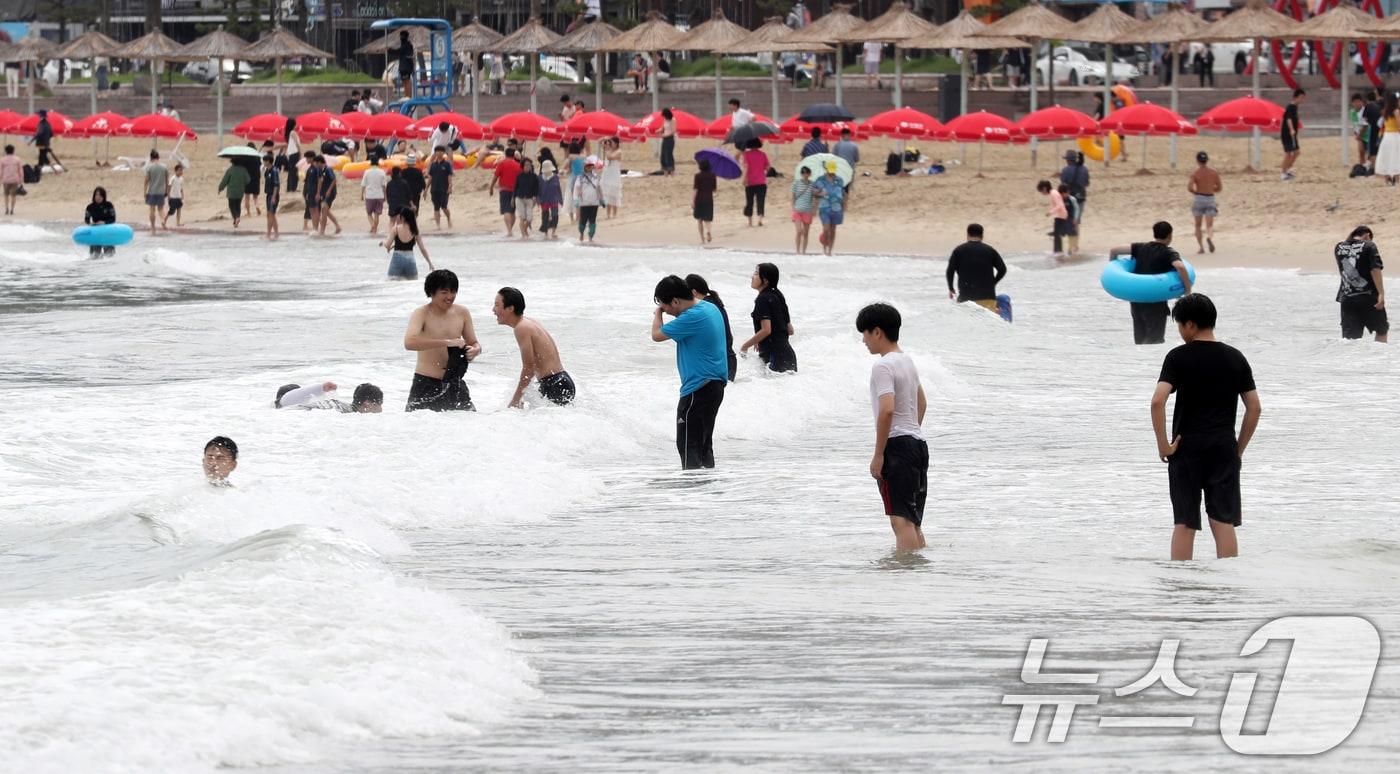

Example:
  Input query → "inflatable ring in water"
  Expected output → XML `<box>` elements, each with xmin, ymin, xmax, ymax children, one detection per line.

<box><xmin>1100</xmin><ymin>257</ymin><xmax>1197</xmax><ymax>303</ymax></box>
<box><xmin>1077</xmin><ymin>84</ymin><xmax>1138</xmax><ymax>162</ymax></box>
<box><xmin>72</xmin><ymin>223</ymin><xmax>134</xmax><ymax>247</ymax></box>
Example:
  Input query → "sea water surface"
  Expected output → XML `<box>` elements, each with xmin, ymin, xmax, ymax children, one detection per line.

<box><xmin>0</xmin><ymin>223</ymin><xmax>1396</xmax><ymax>773</ymax></box>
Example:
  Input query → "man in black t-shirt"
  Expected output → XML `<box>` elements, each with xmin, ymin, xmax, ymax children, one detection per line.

<box><xmin>946</xmin><ymin>222</ymin><xmax>1008</xmax><ymax>311</ymax></box>
<box><xmin>1109</xmin><ymin>221</ymin><xmax>1193</xmax><ymax>345</ymax></box>
<box><xmin>1151</xmin><ymin>293</ymin><xmax>1261</xmax><ymax>561</ymax></box>
<box><xmin>427</xmin><ymin>145</ymin><xmax>455</xmax><ymax>229</ymax></box>
<box><xmin>1363</xmin><ymin>90</ymin><xmax>1383</xmax><ymax>168</ymax></box>
<box><xmin>1280</xmin><ymin>88</ymin><xmax>1305</xmax><ymax>181</ymax></box>
<box><xmin>1334</xmin><ymin>225</ymin><xmax>1387</xmax><ymax>342</ymax></box>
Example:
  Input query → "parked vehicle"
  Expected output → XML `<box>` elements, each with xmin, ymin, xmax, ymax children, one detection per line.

<box><xmin>182</xmin><ymin>58</ymin><xmax>255</xmax><ymax>84</ymax></box>
<box><xmin>1035</xmin><ymin>46</ymin><xmax>1142</xmax><ymax>86</ymax></box>
<box><xmin>40</xmin><ymin>59</ymin><xmax>93</xmax><ymax>86</ymax></box>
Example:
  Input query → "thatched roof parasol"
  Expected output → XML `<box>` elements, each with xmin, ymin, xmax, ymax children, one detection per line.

<box><xmin>242</xmin><ymin>28</ymin><xmax>334</xmax><ymax>61</ymax></box>
<box><xmin>778</xmin><ymin>3</ymin><xmax>866</xmax><ymax>44</ymax></box>
<box><xmin>169</xmin><ymin>28</ymin><xmax>249</xmax><ymax>61</ymax></box>
<box><xmin>454</xmin><ymin>21</ymin><xmax>504</xmax><ymax>51</ymax></box>
<box><xmin>1285</xmin><ymin>3</ymin><xmax>1386</xmax><ymax>40</ymax></box>
<box><xmin>975</xmin><ymin>3</ymin><xmax>1077</xmax><ymax>40</ymax></box>
<box><xmin>599</xmin><ymin>11</ymin><xmax>687</xmax><ymax>52</ymax></box>
<box><xmin>1113</xmin><ymin>7</ymin><xmax>1207</xmax><ymax>44</ymax></box>
<box><xmin>673</xmin><ymin>8</ymin><xmax>751</xmax><ymax>51</ymax></box>
<box><xmin>355</xmin><ymin>26</ymin><xmax>430</xmax><ymax>56</ymax></box>
<box><xmin>3</xmin><ymin>33</ymin><xmax>56</xmax><ymax>62</ymax></box>
<box><xmin>111</xmin><ymin>29</ymin><xmax>184</xmax><ymax>60</ymax></box>
<box><xmin>836</xmin><ymin>1</ymin><xmax>938</xmax><ymax>43</ymax></box>
<box><xmin>544</xmin><ymin>20</ymin><xmax>622</xmax><ymax>55</ymax></box>
<box><xmin>55</xmin><ymin>30</ymin><xmax>121</xmax><ymax>60</ymax></box>
<box><xmin>1195</xmin><ymin>0</ymin><xmax>1299</xmax><ymax>43</ymax></box>
<box><xmin>1068</xmin><ymin>3</ymin><xmax>1147</xmax><ymax>44</ymax></box>
<box><xmin>898</xmin><ymin>10</ymin><xmax>1027</xmax><ymax>50</ymax></box>
<box><xmin>493</xmin><ymin>17</ymin><xmax>563</xmax><ymax>53</ymax></box>
<box><xmin>721</xmin><ymin>17</ymin><xmax>833</xmax><ymax>54</ymax></box>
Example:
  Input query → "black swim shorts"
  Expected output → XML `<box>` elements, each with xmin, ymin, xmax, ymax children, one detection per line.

<box><xmin>878</xmin><ymin>434</ymin><xmax>929</xmax><ymax>527</ymax></box>
<box><xmin>1281</xmin><ymin>134</ymin><xmax>1299</xmax><ymax>154</ymax></box>
<box><xmin>1167</xmin><ymin>436</ymin><xmax>1242</xmax><ymax>531</ymax></box>
<box><xmin>1340</xmin><ymin>295</ymin><xmax>1389</xmax><ymax>339</ymax></box>
<box><xmin>431</xmin><ymin>189</ymin><xmax>450</xmax><ymax>212</ymax></box>
<box><xmin>406</xmin><ymin>373</ymin><xmax>474</xmax><ymax>412</ymax></box>
<box><xmin>537</xmin><ymin>371</ymin><xmax>576</xmax><ymax>405</ymax></box>
<box><xmin>760</xmin><ymin>341</ymin><xmax>798</xmax><ymax>373</ymax></box>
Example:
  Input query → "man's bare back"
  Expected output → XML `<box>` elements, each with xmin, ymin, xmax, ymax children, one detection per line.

<box><xmin>514</xmin><ymin>316</ymin><xmax>564</xmax><ymax>378</ymax></box>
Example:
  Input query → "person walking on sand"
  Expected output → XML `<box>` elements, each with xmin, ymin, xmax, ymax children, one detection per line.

<box><xmin>494</xmin><ymin>286</ymin><xmax>576</xmax><ymax>408</ymax></box>
<box><xmin>651</xmin><ymin>274</ymin><xmax>729</xmax><ymax>469</ymax></box>
<box><xmin>513</xmin><ymin>157</ymin><xmax>540</xmax><ymax>240</ymax></box>
<box><xmin>163</xmin><ymin>163</ymin><xmax>186</xmax><ymax>229</ymax></box>
<box><xmin>539</xmin><ymin>159</ymin><xmax>562</xmax><ymax>239</ymax></box>
<box><xmin>360</xmin><ymin>156</ymin><xmax>388</xmax><ymax>234</ymax></box>
<box><xmin>489</xmin><ymin>147</ymin><xmax>522</xmax><ymax>237</ymax></box>
<box><xmin>946</xmin><ymin>223</ymin><xmax>1007</xmax><ymax>311</ymax></box>
<box><xmin>659</xmin><ymin>108</ymin><xmax>677</xmax><ymax>175</ymax></box>
<box><xmin>0</xmin><ymin>145</ymin><xmax>21</xmax><ymax>216</ymax></box>
<box><xmin>693</xmin><ymin>158</ymin><xmax>716</xmax><ymax>244</ymax></box>
<box><xmin>1188</xmin><ymin>151</ymin><xmax>1221</xmax><ymax>254</ymax></box>
<box><xmin>1334</xmin><ymin>225</ymin><xmax>1387</xmax><ymax>342</ymax></box>
<box><xmin>314</xmin><ymin>156</ymin><xmax>341</xmax><ymax>236</ymax></box>
<box><xmin>790</xmin><ymin>165</ymin><xmax>816</xmax><ymax>253</ymax></box>
<box><xmin>741</xmin><ymin>139</ymin><xmax>769</xmax><ymax>227</ymax></box>
<box><xmin>740</xmin><ymin>262</ymin><xmax>798</xmax><ymax>373</ymax></box>
<box><xmin>1372</xmin><ymin>91</ymin><xmax>1400</xmax><ymax>186</ymax></box>
<box><xmin>857</xmin><ymin>302</ymin><xmax>928</xmax><ymax>552</ymax></box>
<box><xmin>262</xmin><ymin>153</ymin><xmax>280</xmax><ymax>240</ymax></box>
<box><xmin>801</xmin><ymin>127</ymin><xmax>827</xmax><ymax>159</ymax></box>
<box><xmin>1058</xmin><ymin>184</ymin><xmax>1080</xmax><ymax>256</ymax></box>
<box><xmin>1059</xmin><ymin>149</ymin><xmax>1088</xmax><ymax>224</ymax></box>
<box><xmin>427</xmin><ymin>145</ymin><xmax>455</xmax><ymax>229</ymax></box>
<box><xmin>1150</xmin><ymin>293</ymin><xmax>1261</xmax><ymax>560</ymax></box>
<box><xmin>143</xmin><ymin>150</ymin><xmax>169</xmax><ymax>232</ymax></box>
<box><xmin>1109</xmin><ymin>221</ymin><xmax>1193</xmax><ymax>345</ymax></box>
<box><xmin>217</xmin><ymin>156</ymin><xmax>251</xmax><ymax>228</ymax></box>
<box><xmin>1038</xmin><ymin>179</ymin><xmax>1068</xmax><ymax>257</ymax></box>
<box><xmin>601</xmin><ymin>137</ymin><xmax>623</xmax><ymax>219</ymax></box>
<box><xmin>813</xmin><ymin>160</ymin><xmax>846</xmax><ymax>255</ymax></box>
<box><xmin>572</xmin><ymin>156</ymin><xmax>605</xmax><ymax>243</ymax></box>
<box><xmin>1280</xmin><ymin>88</ymin><xmax>1305</xmax><ymax>182</ymax></box>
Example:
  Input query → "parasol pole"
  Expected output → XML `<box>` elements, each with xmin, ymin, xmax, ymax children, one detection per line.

<box><xmin>151</xmin><ymin>58</ymin><xmax>159</xmax><ymax>115</ymax></box>
<box><xmin>216</xmin><ymin>56</ymin><xmax>225</xmax><ymax>147</ymax></box>
<box><xmin>90</xmin><ymin>57</ymin><xmax>99</xmax><ymax>164</ymax></box>
<box><xmin>835</xmin><ymin>44</ymin><xmax>844</xmax><ymax>107</ymax></box>
<box><xmin>1170</xmin><ymin>45</ymin><xmax>1180</xmax><ymax>169</ymax></box>
<box><xmin>770</xmin><ymin>49</ymin><xmax>780</xmax><ymax>120</ymax></box>
<box><xmin>1250</xmin><ymin>38</ymin><xmax>1260</xmax><ymax>170</ymax></box>
<box><xmin>1029</xmin><ymin>38</ymin><xmax>1039</xmax><ymax>166</ymax></box>
<box><xmin>893</xmin><ymin>43</ymin><xmax>902</xmax><ymax>108</ymax></box>
<box><xmin>1339</xmin><ymin>45</ymin><xmax>1349</xmax><ymax>167</ymax></box>
<box><xmin>26</xmin><ymin>61</ymin><xmax>34</xmax><ymax>114</ymax></box>
<box><xmin>471</xmin><ymin>50</ymin><xmax>480</xmax><ymax>120</ymax></box>
<box><xmin>651</xmin><ymin>50</ymin><xmax>660</xmax><ymax>116</ymax></box>
<box><xmin>275</xmin><ymin>56</ymin><xmax>284</xmax><ymax>115</ymax></box>
<box><xmin>714</xmin><ymin>56</ymin><xmax>722</xmax><ymax>119</ymax></box>
<box><xmin>530</xmin><ymin>54</ymin><xmax>538</xmax><ymax>113</ymax></box>
<box><xmin>1103</xmin><ymin>43</ymin><xmax>1113</xmax><ymax>169</ymax></box>
<box><xmin>595</xmin><ymin>51</ymin><xmax>603</xmax><ymax>110</ymax></box>
<box><xmin>959</xmin><ymin>48</ymin><xmax>969</xmax><ymax>116</ymax></box>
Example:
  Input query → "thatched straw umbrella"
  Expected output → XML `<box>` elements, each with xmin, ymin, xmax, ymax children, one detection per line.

<box><xmin>55</xmin><ymin>30</ymin><xmax>121</xmax><ymax>123</ymax></box>
<box><xmin>898</xmin><ymin>11</ymin><xmax>1025</xmax><ymax>119</ymax></box>
<box><xmin>169</xmin><ymin>27</ymin><xmax>249</xmax><ymax>146</ymax></box>
<box><xmin>242</xmin><ymin>28</ymin><xmax>335</xmax><ymax>115</ymax></box>
<box><xmin>673</xmin><ymin>9</ymin><xmax>752</xmax><ymax>118</ymax></box>
<box><xmin>1070</xmin><ymin>4</ymin><xmax>1146</xmax><ymax>164</ymax></box>
<box><xmin>599</xmin><ymin>12</ymin><xmax>687</xmax><ymax>116</ymax></box>
<box><xmin>1196</xmin><ymin>0</ymin><xmax>1300</xmax><ymax>168</ymax></box>
<box><xmin>454</xmin><ymin>21</ymin><xmax>505</xmax><ymax>120</ymax></box>
<box><xmin>1113</xmin><ymin>8</ymin><xmax>1207</xmax><ymax>168</ymax></box>
<box><xmin>722</xmin><ymin>17</ymin><xmax>833</xmax><ymax>120</ymax></box>
<box><xmin>544</xmin><ymin>20</ymin><xmax>622</xmax><ymax>112</ymax></box>
<box><xmin>975</xmin><ymin>4</ymin><xmax>1076</xmax><ymax>116</ymax></box>
<box><xmin>4</xmin><ymin>34</ymin><xmax>57</xmax><ymax>114</ymax></box>
<box><xmin>494</xmin><ymin>17</ymin><xmax>563</xmax><ymax>114</ymax></box>
<box><xmin>1283</xmin><ymin>5</ymin><xmax>1387</xmax><ymax>168</ymax></box>
<box><xmin>776</xmin><ymin>3</ymin><xmax>866</xmax><ymax>107</ymax></box>
<box><xmin>111</xmin><ymin>30</ymin><xmax>184</xmax><ymax>115</ymax></box>
<box><xmin>834</xmin><ymin>1</ymin><xmax>938</xmax><ymax>109</ymax></box>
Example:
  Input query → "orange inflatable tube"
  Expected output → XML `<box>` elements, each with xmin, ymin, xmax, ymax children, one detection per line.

<box><xmin>1078</xmin><ymin>84</ymin><xmax>1137</xmax><ymax>162</ymax></box>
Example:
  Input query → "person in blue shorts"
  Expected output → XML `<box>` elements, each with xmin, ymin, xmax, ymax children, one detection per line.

<box><xmin>813</xmin><ymin>160</ymin><xmax>846</xmax><ymax>255</ymax></box>
<box><xmin>650</xmin><ymin>275</ymin><xmax>729</xmax><ymax>469</ymax></box>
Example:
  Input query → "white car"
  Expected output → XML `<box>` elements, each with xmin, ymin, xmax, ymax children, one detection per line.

<box><xmin>1186</xmin><ymin>42</ymin><xmax>1310</xmax><ymax>75</ymax></box>
<box><xmin>1035</xmin><ymin>46</ymin><xmax>1142</xmax><ymax>86</ymax></box>
<box><xmin>181</xmin><ymin>58</ymin><xmax>255</xmax><ymax>84</ymax></box>
<box><xmin>40</xmin><ymin>59</ymin><xmax>92</xmax><ymax>86</ymax></box>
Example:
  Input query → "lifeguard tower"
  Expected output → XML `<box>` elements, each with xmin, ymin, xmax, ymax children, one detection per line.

<box><xmin>372</xmin><ymin>18</ymin><xmax>453</xmax><ymax>119</ymax></box>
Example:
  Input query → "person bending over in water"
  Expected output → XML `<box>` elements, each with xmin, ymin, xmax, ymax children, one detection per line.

<box><xmin>274</xmin><ymin>382</ymin><xmax>383</xmax><ymax>412</ymax></box>
<box><xmin>404</xmin><ymin>269</ymin><xmax>480</xmax><ymax>411</ymax></box>
<box><xmin>203</xmin><ymin>436</ymin><xmax>238</xmax><ymax>486</ymax></box>
<box><xmin>857</xmin><ymin>303</ymin><xmax>928</xmax><ymax>552</ymax></box>
<box><xmin>651</xmin><ymin>275</ymin><xmax>729</xmax><ymax>469</ymax></box>
<box><xmin>493</xmin><ymin>287</ymin><xmax>576</xmax><ymax>407</ymax></box>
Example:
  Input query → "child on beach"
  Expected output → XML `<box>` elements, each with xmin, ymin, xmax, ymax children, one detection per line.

<box><xmin>572</xmin><ymin>156</ymin><xmax>604</xmax><ymax>243</ymax></box>
<box><xmin>1038</xmin><ymin>179</ymin><xmax>1068</xmax><ymax>257</ymax></box>
<box><xmin>790</xmin><ymin>166</ymin><xmax>816</xmax><ymax>254</ymax></box>
<box><xmin>539</xmin><ymin>160</ymin><xmax>562</xmax><ymax>240</ymax></box>
<box><xmin>1057</xmin><ymin>183</ymin><xmax>1079</xmax><ymax>255</ymax></box>
<box><xmin>163</xmin><ymin>163</ymin><xmax>185</xmax><ymax>229</ymax></box>
<box><xmin>514</xmin><ymin>157</ymin><xmax>540</xmax><ymax>240</ymax></box>
<box><xmin>83</xmin><ymin>186</ymin><xmax>116</xmax><ymax>257</ymax></box>
<box><xmin>693</xmin><ymin>158</ymin><xmax>716</xmax><ymax>244</ymax></box>
<box><xmin>856</xmin><ymin>302</ymin><xmax>928</xmax><ymax>552</ymax></box>
<box><xmin>262</xmin><ymin>153</ymin><xmax>280</xmax><ymax>240</ymax></box>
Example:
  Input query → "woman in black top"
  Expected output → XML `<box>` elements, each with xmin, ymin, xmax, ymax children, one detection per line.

<box><xmin>83</xmin><ymin>186</ymin><xmax>116</xmax><ymax>257</ymax></box>
<box><xmin>385</xmin><ymin>166</ymin><xmax>411</xmax><ymax>216</ymax></box>
<box><xmin>739</xmin><ymin>262</ymin><xmax>797</xmax><ymax>373</ymax></box>
<box><xmin>686</xmin><ymin>274</ymin><xmax>737</xmax><ymax>382</ymax></box>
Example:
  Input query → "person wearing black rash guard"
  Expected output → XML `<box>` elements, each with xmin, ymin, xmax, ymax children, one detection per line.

<box><xmin>1109</xmin><ymin>221</ymin><xmax>1193</xmax><ymax>345</ymax></box>
<box><xmin>946</xmin><ymin>223</ymin><xmax>1007</xmax><ymax>310</ymax></box>
<box><xmin>492</xmin><ymin>287</ymin><xmax>576</xmax><ymax>407</ymax></box>
<box><xmin>739</xmin><ymin>262</ymin><xmax>797</xmax><ymax>372</ymax></box>
<box><xmin>403</xmin><ymin>269</ymin><xmax>480</xmax><ymax>411</ymax></box>
<box><xmin>274</xmin><ymin>382</ymin><xmax>384</xmax><ymax>412</ymax></box>
<box><xmin>686</xmin><ymin>274</ymin><xmax>737</xmax><ymax>382</ymax></box>
<box><xmin>83</xmin><ymin>187</ymin><xmax>117</xmax><ymax>257</ymax></box>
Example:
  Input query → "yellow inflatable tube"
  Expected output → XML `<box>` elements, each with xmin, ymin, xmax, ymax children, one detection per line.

<box><xmin>1078</xmin><ymin>84</ymin><xmax>1137</xmax><ymax>162</ymax></box>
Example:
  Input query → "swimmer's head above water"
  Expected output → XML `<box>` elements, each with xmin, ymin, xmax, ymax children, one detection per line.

<box><xmin>352</xmin><ymin>383</ymin><xmax>383</xmax><ymax>413</ymax></box>
<box><xmin>203</xmin><ymin>436</ymin><xmax>238</xmax><ymax>485</ymax></box>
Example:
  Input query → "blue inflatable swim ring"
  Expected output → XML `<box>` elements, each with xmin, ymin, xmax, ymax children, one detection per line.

<box><xmin>1100</xmin><ymin>257</ymin><xmax>1196</xmax><ymax>303</ymax></box>
<box><xmin>72</xmin><ymin>223</ymin><xmax>134</xmax><ymax>247</ymax></box>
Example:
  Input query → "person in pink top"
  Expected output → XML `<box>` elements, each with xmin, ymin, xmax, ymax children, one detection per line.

<box><xmin>0</xmin><ymin>144</ymin><xmax>23</xmax><ymax>216</ymax></box>
<box><xmin>1038</xmin><ymin>179</ymin><xmax>1069</xmax><ymax>257</ymax></box>
<box><xmin>741</xmin><ymin>139</ymin><xmax>769</xmax><ymax>227</ymax></box>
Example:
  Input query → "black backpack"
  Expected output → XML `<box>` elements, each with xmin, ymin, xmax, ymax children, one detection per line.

<box><xmin>1349</xmin><ymin>163</ymin><xmax>1373</xmax><ymax>178</ymax></box>
<box><xmin>22</xmin><ymin>163</ymin><xmax>39</xmax><ymax>183</ymax></box>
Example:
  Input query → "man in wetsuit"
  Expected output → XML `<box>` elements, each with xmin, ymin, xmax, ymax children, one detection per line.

<box><xmin>1109</xmin><ymin>221</ymin><xmax>1193</xmax><ymax>345</ymax></box>
<box><xmin>274</xmin><ymin>382</ymin><xmax>384</xmax><ymax>412</ymax></box>
<box><xmin>493</xmin><ymin>287</ymin><xmax>576</xmax><ymax>408</ymax></box>
<box><xmin>403</xmin><ymin>269</ymin><xmax>481</xmax><ymax>411</ymax></box>
<box><xmin>651</xmin><ymin>275</ymin><xmax>729</xmax><ymax>469</ymax></box>
<box><xmin>946</xmin><ymin>223</ymin><xmax>1007</xmax><ymax>311</ymax></box>
<box><xmin>1334</xmin><ymin>225</ymin><xmax>1387</xmax><ymax>342</ymax></box>
<box><xmin>203</xmin><ymin>436</ymin><xmax>238</xmax><ymax>486</ymax></box>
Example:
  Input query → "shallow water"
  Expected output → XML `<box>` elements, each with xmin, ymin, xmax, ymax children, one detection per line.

<box><xmin>1</xmin><ymin>223</ymin><xmax>1396</xmax><ymax>772</ymax></box>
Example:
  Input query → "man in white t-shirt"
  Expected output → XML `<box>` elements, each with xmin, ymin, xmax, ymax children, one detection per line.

<box><xmin>360</xmin><ymin>158</ymin><xmax>388</xmax><ymax>234</ymax></box>
<box><xmin>863</xmin><ymin>41</ymin><xmax>883</xmax><ymax>89</ymax></box>
<box><xmin>427</xmin><ymin>121</ymin><xmax>461</xmax><ymax>154</ymax></box>
<box><xmin>857</xmin><ymin>302</ymin><xmax>928</xmax><ymax>551</ymax></box>
<box><xmin>728</xmin><ymin>98</ymin><xmax>753</xmax><ymax>129</ymax></box>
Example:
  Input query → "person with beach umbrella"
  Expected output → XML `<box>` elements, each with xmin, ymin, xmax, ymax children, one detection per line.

<box><xmin>693</xmin><ymin>156</ymin><xmax>718</xmax><ymax>243</ymax></box>
<box><xmin>218</xmin><ymin>154</ymin><xmax>252</xmax><ymax>228</ymax></box>
<box><xmin>33</xmin><ymin>109</ymin><xmax>62</xmax><ymax>174</ymax></box>
<box><xmin>813</xmin><ymin>159</ymin><xmax>847</xmax><ymax>255</ymax></box>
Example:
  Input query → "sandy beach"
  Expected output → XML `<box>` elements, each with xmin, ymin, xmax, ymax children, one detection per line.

<box><xmin>5</xmin><ymin>131</ymin><xmax>1384</xmax><ymax>271</ymax></box>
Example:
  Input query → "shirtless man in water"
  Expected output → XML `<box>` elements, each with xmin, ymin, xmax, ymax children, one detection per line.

<box><xmin>493</xmin><ymin>286</ymin><xmax>575</xmax><ymax>407</ymax></box>
<box><xmin>404</xmin><ymin>269</ymin><xmax>481</xmax><ymax>411</ymax></box>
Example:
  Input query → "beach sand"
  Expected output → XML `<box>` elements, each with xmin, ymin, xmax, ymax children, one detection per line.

<box><xmin>8</xmin><ymin>133</ymin><xmax>1383</xmax><ymax>272</ymax></box>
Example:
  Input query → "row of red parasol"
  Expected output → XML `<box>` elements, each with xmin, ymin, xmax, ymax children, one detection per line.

<box><xmin>0</xmin><ymin>109</ymin><xmax>199</xmax><ymax>139</ymax></box>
